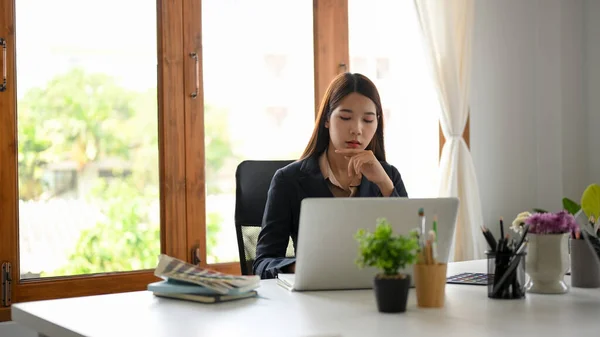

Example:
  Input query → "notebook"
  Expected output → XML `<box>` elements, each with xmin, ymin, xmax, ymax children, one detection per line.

<box><xmin>153</xmin><ymin>254</ymin><xmax>260</xmax><ymax>295</ymax></box>
<box><xmin>277</xmin><ymin>273</ymin><xmax>296</xmax><ymax>291</ymax></box>
<box><xmin>148</xmin><ymin>279</ymin><xmax>253</xmax><ymax>296</ymax></box>
<box><xmin>148</xmin><ymin>254</ymin><xmax>261</xmax><ymax>304</ymax></box>
<box><xmin>153</xmin><ymin>290</ymin><xmax>258</xmax><ymax>304</ymax></box>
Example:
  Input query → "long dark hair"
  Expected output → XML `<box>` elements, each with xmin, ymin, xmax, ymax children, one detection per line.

<box><xmin>300</xmin><ymin>72</ymin><xmax>386</xmax><ymax>161</ymax></box>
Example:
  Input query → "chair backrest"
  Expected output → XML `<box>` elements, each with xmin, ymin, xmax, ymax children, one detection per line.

<box><xmin>234</xmin><ymin>159</ymin><xmax>295</xmax><ymax>275</ymax></box>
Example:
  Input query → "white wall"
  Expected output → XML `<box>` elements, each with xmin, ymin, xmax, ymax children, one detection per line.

<box><xmin>561</xmin><ymin>0</ymin><xmax>587</xmax><ymax>202</ymax></box>
<box><xmin>585</xmin><ymin>0</ymin><xmax>600</xmax><ymax>184</ymax></box>
<box><xmin>471</xmin><ymin>0</ymin><xmax>596</xmax><ymax>235</ymax></box>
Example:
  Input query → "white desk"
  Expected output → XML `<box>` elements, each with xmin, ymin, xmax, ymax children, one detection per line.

<box><xmin>11</xmin><ymin>260</ymin><xmax>600</xmax><ymax>337</ymax></box>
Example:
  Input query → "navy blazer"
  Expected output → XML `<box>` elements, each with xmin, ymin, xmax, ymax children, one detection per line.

<box><xmin>252</xmin><ymin>155</ymin><xmax>409</xmax><ymax>279</ymax></box>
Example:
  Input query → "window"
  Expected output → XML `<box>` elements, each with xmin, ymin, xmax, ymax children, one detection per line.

<box><xmin>348</xmin><ymin>0</ymin><xmax>440</xmax><ymax>198</ymax></box>
<box><xmin>0</xmin><ymin>0</ymin><xmax>190</xmax><ymax>317</ymax></box>
<box><xmin>266</xmin><ymin>106</ymin><xmax>289</xmax><ymax>127</ymax></box>
<box><xmin>351</xmin><ymin>56</ymin><xmax>368</xmax><ymax>74</ymax></box>
<box><xmin>202</xmin><ymin>0</ymin><xmax>315</xmax><ymax>263</ymax></box>
<box><xmin>13</xmin><ymin>0</ymin><xmax>160</xmax><ymax>278</ymax></box>
<box><xmin>264</xmin><ymin>54</ymin><xmax>288</xmax><ymax>79</ymax></box>
<box><xmin>376</xmin><ymin>57</ymin><xmax>390</xmax><ymax>80</ymax></box>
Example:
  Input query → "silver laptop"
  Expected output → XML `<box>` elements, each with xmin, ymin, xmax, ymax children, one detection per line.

<box><xmin>277</xmin><ymin>197</ymin><xmax>459</xmax><ymax>291</ymax></box>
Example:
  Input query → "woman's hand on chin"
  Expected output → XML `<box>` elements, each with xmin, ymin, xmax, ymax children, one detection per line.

<box><xmin>334</xmin><ymin>149</ymin><xmax>394</xmax><ymax>196</ymax></box>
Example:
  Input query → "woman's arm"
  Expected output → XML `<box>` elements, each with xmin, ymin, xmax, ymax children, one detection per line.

<box><xmin>385</xmin><ymin>164</ymin><xmax>408</xmax><ymax>197</ymax></box>
<box><xmin>252</xmin><ymin>169</ymin><xmax>296</xmax><ymax>279</ymax></box>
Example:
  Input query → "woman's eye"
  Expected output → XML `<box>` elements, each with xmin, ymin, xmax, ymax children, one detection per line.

<box><xmin>363</xmin><ymin>119</ymin><xmax>375</xmax><ymax>123</ymax></box>
<box><xmin>340</xmin><ymin>116</ymin><xmax>351</xmax><ymax>121</ymax></box>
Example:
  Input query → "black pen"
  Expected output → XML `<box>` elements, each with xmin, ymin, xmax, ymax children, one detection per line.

<box><xmin>481</xmin><ymin>226</ymin><xmax>498</xmax><ymax>252</ymax></box>
<box><xmin>499</xmin><ymin>217</ymin><xmax>505</xmax><ymax>241</ymax></box>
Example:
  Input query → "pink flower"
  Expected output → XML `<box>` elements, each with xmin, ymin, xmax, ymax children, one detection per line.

<box><xmin>525</xmin><ymin>211</ymin><xmax>579</xmax><ymax>234</ymax></box>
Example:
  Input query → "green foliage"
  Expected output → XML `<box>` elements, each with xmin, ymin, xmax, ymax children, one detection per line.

<box><xmin>18</xmin><ymin>68</ymin><xmax>138</xmax><ymax>200</ymax></box>
<box><xmin>581</xmin><ymin>184</ymin><xmax>600</xmax><ymax>220</ymax></box>
<box><xmin>205</xmin><ymin>105</ymin><xmax>237</xmax><ymax>194</ymax></box>
<box><xmin>17</xmin><ymin>118</ymin><xmax>53</xmax><ymax>200</ymax></box>
<box><xmin>562</xmin><ymin>197</ymin><xmax>581</xmax><ymax>215</ymax></box>
<box><xmin>560</xmin><ymin>184</ymin><xmax>600</xmax><ymax>219</ymax></box>
<box><xmin>531</xmin><ymin>208</ymin><xmax>549</xmax><ymax>214</ymax></box>
<box><xmin>22</xmin><ymin>68</ymin><xmax>134</xmax><ymax>164</ymax></box>
<box><xmin>43</xmin><ymin>179</ymin><xmax>160</xmax><ymax>276</ymax></box>
<box><xmin>42</xmin><ymin>179</ymin><xmax>222</xmax><ymax>276</ymax></box>
<box><xmin>19</xmin><ymin>68</ymin><xmax>234</xmax><ymax>276</ymax></box>
<box><xmin>354</xmin><ymin>218</ymin><xmax>419</xmax><ymax>276</ymax></box>
<box><xmin>206</xmin><ymin>212</ymin><xmax>223</xmax><ymax>262</ymax></box>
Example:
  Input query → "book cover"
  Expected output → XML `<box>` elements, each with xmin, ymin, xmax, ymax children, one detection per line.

<box><xmin>148</xmin><ymin>279</ymin><xmax>251</xmax><ymax>296</ymax></box>
<box><xmin>153</xmin><ymin>290</ymin><xmax>258</xmax><ymax>304</ymax></box>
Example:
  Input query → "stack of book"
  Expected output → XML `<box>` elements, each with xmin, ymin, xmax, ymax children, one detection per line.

<box><xmin>147</xmin><ymin>254</ymin><xmax>260</xmax><ymax>304</ymax></box>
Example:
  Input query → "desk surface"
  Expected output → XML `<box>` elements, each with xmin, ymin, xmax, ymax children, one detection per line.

<box><xmin>11</xmin><ymin>260</ymin><xmax>600</xmax><ymax>337</ymax></box>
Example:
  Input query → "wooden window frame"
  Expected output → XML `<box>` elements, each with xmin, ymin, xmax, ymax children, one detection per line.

<box><xmin>313</xmin><ymin>0</ymin><xmax>349</xmax><ymax>117</ymax></box>
<box><xmin>0</xmin><ymin>0</ymin><xmax>16</xmax><ymax>321</ymax></box>
<box><xmin>0</xmin><ymin>0</ymin><xmax>197</xmax><ymax>321</ymax></box>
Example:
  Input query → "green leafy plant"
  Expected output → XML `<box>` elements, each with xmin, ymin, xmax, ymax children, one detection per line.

<box><xmin>532</xmin><ymin>208</ymin><xmax>549</xmax><ymax>214</ymax></box>
<box><xmin>561</xmin><ymin>184</ymin><xmax>600</xmax><ymax>219</ymax></box>
<box><xmin>581</xmin><ymin>184</ymin><xmax>600</xmax><ymax>220</ymax></box>
<box><xmin>18</xmin><ymin>69</ymin><xmax>236</xmax><ymax>275</ymax></box>
<box><xmin>354</xmin><ymin>218</ymin><xmax>419</xmax><ymax>277</ymax></box>
<box><xmin>562</xmin><ymin>197</ymin><xmax>582</xmax><ymax>215</ymax></box>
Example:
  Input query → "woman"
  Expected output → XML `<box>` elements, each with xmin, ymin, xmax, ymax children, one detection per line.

<box><xmin>252</xmin><ymin>73</ymin><xmax>408</xmax><ymax>279</ymax></box>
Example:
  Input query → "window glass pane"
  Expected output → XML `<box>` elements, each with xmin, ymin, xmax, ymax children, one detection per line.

<box><xmin>349</xmin><ymin>0</ymin><xmax>440</xmax><ymax>198</ymax></box>
<box><xmin>202</xmin><ymin>0</ymin><xmax>314</xmax><ymax>263</ymax></box>
<box><xmin>16</xmin><ymin>0</ymin><xmax>159</xmax><ymax>279</ymax></box>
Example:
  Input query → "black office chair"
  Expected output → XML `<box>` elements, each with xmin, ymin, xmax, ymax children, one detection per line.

<box><xmin>234</xmin><ymin>160</ymin><xmax>296</xmax><ymax>275</ymax></box>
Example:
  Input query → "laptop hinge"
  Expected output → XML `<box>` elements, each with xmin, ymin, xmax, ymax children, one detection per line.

<box><xmin>1</xmin><ymin>262</ymin><xmax>12</xmax><ymax>307</ymax></box>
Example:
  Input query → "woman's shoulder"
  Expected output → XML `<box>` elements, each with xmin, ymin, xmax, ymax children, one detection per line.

<box><xmin>275</xmin><ymin>157</ymin><xmax>319</xmax><ymax>177</ymax></box>
<box><xmin>272</xmin><ymin>158</ymin><xmax>308</xmax><ymax>180</ymax></box>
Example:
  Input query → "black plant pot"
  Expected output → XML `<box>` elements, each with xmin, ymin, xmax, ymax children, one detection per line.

<box><xmin>373</xmin><ymin>274</ymin><xmax>411</xmax><ymax>313</ymax></box>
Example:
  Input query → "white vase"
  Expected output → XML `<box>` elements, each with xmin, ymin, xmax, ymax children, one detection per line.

<box><xmin>525</xmin><ymin>233</ymin><xmax>570</xmax><ymax>294</ymax></box>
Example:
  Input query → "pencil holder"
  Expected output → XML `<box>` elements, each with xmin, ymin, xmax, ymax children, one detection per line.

<box><xmin>486</xmin><ymin>251</ymin><xmax>526</xmax><ymax>299</ymax></box>
<box><xmin>413</xmin><ymin>263</ymin><xmax>447</xmax><ymax>308</ymax></box>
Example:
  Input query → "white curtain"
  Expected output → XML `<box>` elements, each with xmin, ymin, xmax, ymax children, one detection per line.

<box><xmin>413</xmin><ymin>0</ymin><xmax>486</xmax><ymax>261</ymax></box>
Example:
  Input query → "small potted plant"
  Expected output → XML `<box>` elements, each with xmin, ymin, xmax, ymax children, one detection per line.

<box><xmin>354</xmin><ymin>218</ymin><xmax>419</xmax><ymax>313</ymax></box>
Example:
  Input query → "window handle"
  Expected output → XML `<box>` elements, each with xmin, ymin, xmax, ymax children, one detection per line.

<box><xmin>191</xmin><ymin>246</ymin><xmax>201</xmax><ymax>265</ymax></box>
<box><xmin>189</xmin><ymin>52</ymin><xmax>199</xmax><ymax>99</ymax></box>
<box><xmin>0</xmin><ymin>38</ymin><xmax>7</xmax><ymax>92</ymax></box>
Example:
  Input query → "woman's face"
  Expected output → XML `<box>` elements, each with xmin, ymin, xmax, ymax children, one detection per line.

<box><xmin>326</xmin><ymin>92</ymin><xmax>378</xmax><ymax>151</ymax></box>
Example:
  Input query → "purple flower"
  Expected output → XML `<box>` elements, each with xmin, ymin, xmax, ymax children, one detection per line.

<box><xmin>525</xmin><ymin>210</ymin><xmax>579</xmax><ymax>234</ymax></box>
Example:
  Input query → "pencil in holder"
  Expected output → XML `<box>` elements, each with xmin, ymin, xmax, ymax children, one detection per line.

<box><xmin>413</xmin><ymin>263</ymin><xmax>447</xmax><ymax>308</ymax></box>
<box><xmin>486</xmin><ymin>250</ymin><xmax>526</xmax><ymax>299</ymax></box>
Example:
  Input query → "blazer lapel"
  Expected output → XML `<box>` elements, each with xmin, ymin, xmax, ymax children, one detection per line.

<box><xmin>297</xmin><ymin>156</ymin><xmax>333</xmax><ymax>198</ymax></box>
